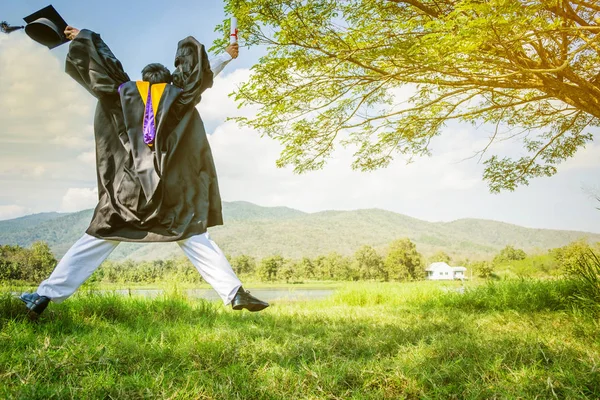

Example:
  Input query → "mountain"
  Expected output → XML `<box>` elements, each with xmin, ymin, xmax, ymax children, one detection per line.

<box><xmin>0</xmin><ymin>202</ymin><xmax>598</xmax><ymax>261</ymax></box>
<box><xmin>218</xmin><ymin>201</ymin><xmax>306</xmax><ymax>221</ymax></box>
<box><xmin>0</xmin><ymin>212</ymin><xmax>65</xmax><ymax>232</ymax></box>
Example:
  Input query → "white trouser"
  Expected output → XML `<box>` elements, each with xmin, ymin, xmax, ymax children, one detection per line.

<box><xmin>37</xmin><ymin>233</ymin><xmax>242</xmax><ymax>305</ymax></box>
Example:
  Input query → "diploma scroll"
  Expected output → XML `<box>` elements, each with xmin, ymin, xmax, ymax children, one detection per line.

<box><xmin>230</xmin><ymin>17</ymin><xmax>238</xmax><ymax>44</ymax></box>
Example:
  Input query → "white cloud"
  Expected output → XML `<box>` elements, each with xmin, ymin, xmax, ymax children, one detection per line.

<box><xmin>51</xmin><ymin>135</ymin><xmax>94</xmax><ymax>150</ymax></box>
<box><xmin>207</xmin><ymin>118</ymin><xmax>484</xmax><ymax>211</ymax></box>
<box><xmin>77</xmin><ymin>151</ymin><xmax>97</xmax><ymax>165</ymax></box>
<box><xmin>389</xmin><ymin>84</ymin><xmax>418</xmax><ymax>106</ymax></box>
<box><xmin>0</xmin><ymin>33</ymin><xmax>94</xmax><ymax>148</ymax></box>
<box><xmin>0</xmin><ymin>205</ymin><xmax>30</xmax><ymax>221</ymax></box>
<box><xmin>32</xmin><ymin>165</ymin><xmax>46</xmax><ymax>177</ymax></box>
<box><xmin>0</xmin><ymin>31</ymin><xmax>97</xmax><ymax>212</ymax></box>
<box><xmin>0</xmin><ymin>162</ymin><xmax>49</xmax><ymax>179</ymax></box>
<box><xmin>60</xmin><ymin>188</ymin><xmax>98</xmax><ymax>212</ymax></box>
<box><xmin>197</xmin><ymin>68</ymin><xmax>260</xmax><ymax>123</ymax></box>
<box><xmin>562</xmin><ymin>142</ymin><xmax>600</xmax><ymax>171</ymax></box>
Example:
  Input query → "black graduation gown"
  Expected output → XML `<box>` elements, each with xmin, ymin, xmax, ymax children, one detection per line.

<box><xmin>65</xmin><ymin>29</ymin><xmax>223</xmax><ymax>242</ymax></box>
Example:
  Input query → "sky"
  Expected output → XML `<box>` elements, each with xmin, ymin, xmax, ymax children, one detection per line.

<box><xmin>1</xmin><ymin>0</ymin><xmax>599</xmax><ymax>233</ymax></box>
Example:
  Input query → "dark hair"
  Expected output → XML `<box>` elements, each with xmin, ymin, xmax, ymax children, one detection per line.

<box><xmin>141</xmin><ymin>63</ymin><xmax>172</xmax><ymax>84</ymax></box>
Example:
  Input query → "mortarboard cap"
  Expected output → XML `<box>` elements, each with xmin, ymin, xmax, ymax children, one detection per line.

<box><xmin>23</xmin><ymin>5</ymin><xmax>68</xmax><ymax>49</ymax></box>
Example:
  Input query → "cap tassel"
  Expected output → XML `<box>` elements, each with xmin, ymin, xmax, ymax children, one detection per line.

<box><xmin>1</xmin><ymin>21</ymin><xmax>25</xmax><ymax>34</ymax></box>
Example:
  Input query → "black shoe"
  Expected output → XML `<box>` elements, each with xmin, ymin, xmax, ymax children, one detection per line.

<box><xmin>231</xmin><ymin>287</ymin><xmax>269</xmax><ymax>312</ymax></box>
<box><xmin>19</xmin><ymin>292</ymin><xmax>50</xmax><ymax>318</ymax></box>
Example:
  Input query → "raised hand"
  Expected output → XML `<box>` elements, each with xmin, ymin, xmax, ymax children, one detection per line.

<box><xmin>64</xmin><ymin>26</ymin><xmax>80</xmax><ymax>40</ymax></box>
<box><xmin>225</xmin><ymin>43</ymin><xmax>239</xmax><ymax>59</ymax></box>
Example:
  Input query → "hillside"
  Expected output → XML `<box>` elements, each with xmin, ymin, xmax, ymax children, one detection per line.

<box><xmin>0</xmin><ymin>212</ymin><xmax>65</xmax><ymax>233</ymax></box>
<box><xmin>0</xmin><ymin>202</ymin><xmax>598</xmax><ymax>261</ymax></box>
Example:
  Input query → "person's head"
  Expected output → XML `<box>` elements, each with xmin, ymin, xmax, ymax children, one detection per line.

<box><xmin>141</xmin><ymin>63</ymin><xmax>172</xmax><ymax>84</ymax></box>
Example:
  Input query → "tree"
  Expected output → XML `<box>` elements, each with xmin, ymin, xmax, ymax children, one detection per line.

<box><xmin>325</xmin><ymin>252</ymin><xmax>356</xmax><ymax>280</ymax></box>
<box><xmin>0</xmin><ymin>245</ymin><xmax>23</xmax><ymax>281</ymax></box>
<box><xmin>353</xmin><ymin>245</ymin><xmax>386</xmax><ymax>280</ymax></box>
<box><xmin>299</xmin><ymin>257</ymin><xmax>316</xmax><ymax>279</ymax></box>
<box><xmin>312</xmin><ymin>255</ymin><xmax>327</xmax><ymax>280</ymax></box>
<box><xmin>215</xmin><ymin>0</ymin><xmax>600</xmax><ymax>192</ymax></box>
<box><xmin>494</xmin><ymin>245</ymin><xmax>527</xmax><ymax>264</ymax></box>
<box><xmin>472</xmin><ymin>261</ymin><xmax>495</xmax><ymax>278</ymax></box>
<box><xmin>313</xmin><ymin>252</ymin><xmax>353</xmax><ymax>280</ymax></box>
<box><xmin>256</xmin><ymin>255</ymin><xmax>284</xmax><ymax>281</ymax></box>
<box><xmin>384</xmin><ymin>238</ymin><xmax>424</xmax><ymax>281</ymax></box>
<box><xmin>429</xmin><ymin>251</ymin><xmax>451</xmax><ymax>264</ymax></box>
<box><xmin>279</xmin><ymin>259</ymin><xmax>298</xmax><ymax>282</ymax></box>
<box><xmin>552</xmin><ymin>239</ymin><xmax>593</xmax><ymax>274</ymax></box>
<box><xmin>0</xmin><ymin>242</ymin><xmax>56</xmax><ymax>282</ymax></box>
<box><xmin>173</xmin><ymin>257</ymin><xmax>202</xmax><ymax>283</ymax></box>
<box><xmin>230</xmin><ymin>254</ymin><xmax>257</xmax><ymax>276</ymax></box>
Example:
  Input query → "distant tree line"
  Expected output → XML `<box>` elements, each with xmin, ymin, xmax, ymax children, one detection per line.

<box><xmin>1</xmin><ymin>238</ymin><xmax>598</xmax><ymax>284</ymax></box>
<box><xmin>94</xmin><ymin>238</ymin><xmax>427</xmax><ymax>284</ymax></box>
<box><xmin>0</xmin><ymin>242</ymin><xmax>56</xmax><ymax>282</ymax></box>
<box><xmin>466</xmin><ymin>241</ymin><xmax>600</xmax><ymax>279</ymax></box>
<box><xmin>1</xmin><ymin>238</ymin><xmax>425</xmax><ymax>284</ymax></box>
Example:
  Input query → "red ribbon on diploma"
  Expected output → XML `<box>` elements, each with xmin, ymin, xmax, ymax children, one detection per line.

<box><xmin>230</xmin><ymin>17</ymin><xmax>238</xmax><ymax>44</ymax></box>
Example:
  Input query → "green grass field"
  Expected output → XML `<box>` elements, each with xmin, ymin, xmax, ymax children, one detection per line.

<box><xmin>1</xmin><ymin>280</ymin><xmax>599</xmax><ymax>399</ymax></box>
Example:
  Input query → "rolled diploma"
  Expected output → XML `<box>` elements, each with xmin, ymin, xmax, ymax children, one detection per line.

<box><xmin>230</xmin><ymin>17</ymin><xmax>238</xmax><ymax>44</ymax></box>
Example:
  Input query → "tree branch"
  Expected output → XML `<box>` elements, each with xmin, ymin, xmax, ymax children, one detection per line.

<box><xmin>386</xmin><ymin>0</ymin><xmax>441</xmax><ymax>18</ymax></box>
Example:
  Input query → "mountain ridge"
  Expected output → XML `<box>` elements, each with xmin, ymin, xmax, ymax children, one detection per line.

<box><xmin>1</xmin><ymin>201</ymin><xmax>598</xmax><ymax>261</ymax></box>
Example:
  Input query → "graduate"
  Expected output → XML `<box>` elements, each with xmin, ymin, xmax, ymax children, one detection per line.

<box><xmin>19</xmin><ymin>17</ymin><xmax>268</xmax><ymax>317</ymax></box>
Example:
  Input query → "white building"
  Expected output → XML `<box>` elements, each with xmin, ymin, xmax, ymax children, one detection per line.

<box><xmin>426</xmin><ymin>262</ymin><xmax>467</xmax><ymax>280</ymax></box>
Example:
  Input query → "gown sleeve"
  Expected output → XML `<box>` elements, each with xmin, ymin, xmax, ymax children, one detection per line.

<box><xmin>209</xmin><ymin>52</ymin><xmax>233</xmax><ymax>78</ymax></box>
<box><xmin>171</xmin><ymin>36</ymin><xmax>214</xmax><ymax>107</ymax></box>
<box><xmin>65</xmin><ymin>29</ymin><xmax>130</xmax><ymax>98</ymax></box>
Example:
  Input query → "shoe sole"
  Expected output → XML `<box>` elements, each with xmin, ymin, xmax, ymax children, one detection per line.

<box><xmin>232</xmin><ymin>303</ymin><xmax>269</xmax><ymax>312</ymax></box>
<box><xmin>18</xmin><ymin>296</ymin><xmax>43</xmax><ymax>320</ymax></box>
<box><xmin>26</xmin><ymin>310</ymin><xmax>41</xmax><ymax>321</ymax></box>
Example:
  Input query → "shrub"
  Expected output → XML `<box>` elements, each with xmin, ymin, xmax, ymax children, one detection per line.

<box><xmin>568</xmin><ymin>251</ymin><xmax>600</xmax><ymax>315</ymax></box>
